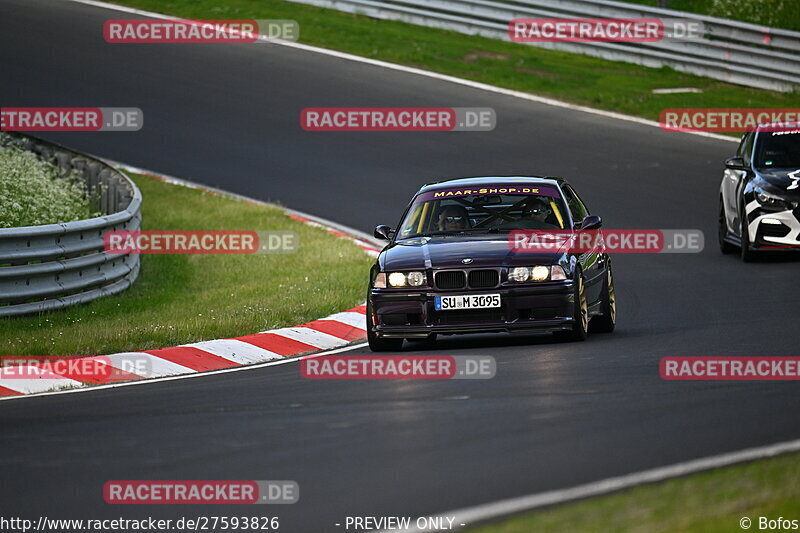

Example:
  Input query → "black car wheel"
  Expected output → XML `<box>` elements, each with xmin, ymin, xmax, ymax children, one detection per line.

<box><xmin>557</xmin><ymin>270</ymin><xmax>588</xmax><ymax>342</ymax></box>
<box><xmin>739</xmin><ymin>202</ymin><xmax>756</xmax><ymax>262</ymax></box>
<box><xmin>718</xmin><ymin>198</ymin><xmax>736</xmax><ymax>254</ymax></box>
<box><xmin>589</xmin><ymin>267</ymin><xmax>615</xmax><ymax>333</ymax></box>
<box><xmin>366</xmin><ymin>301</ymin><xmax>404</xmax><ymax>352</ymax></box>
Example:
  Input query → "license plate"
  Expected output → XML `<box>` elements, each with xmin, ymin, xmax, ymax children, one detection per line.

<box><xmin>434</xmin><ymin>294</ymin><xmax>501</xmax><ymax>311</ymax></box>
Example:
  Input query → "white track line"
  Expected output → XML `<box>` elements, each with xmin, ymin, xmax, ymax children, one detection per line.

<box><xmin>62</xmin><ymin>0</ymin><xmax>737</xmax><ymax>144</ymax></box>
<box><xmin>268</xmin><ymin>327</ymin><xmax>350</xmax><ymax>349</ymax></box>
<box><xmin>382</xmin><ymin>438</ymin><xmax>800</xmax><ymax>532</ymax></box>
<box><xmin>0</xmin><ymin>367</ymin><xmax>85</xmax><ymax>394</ymax></box>
<box><xmin>182</xmin><ymin>339</ymin><xmax>284</xmax><ymax>365</ymax></box>
<box><xmin>103</xmin><ymin>352</ymin><xmax>195</xmax><ymax>378</ymax></box>
<box><xmin>319</xmin><ymin>311</ymin><xmax>368</xmax><ymax>330</ymax></box>
<box><xmin>0</xmin><ymin>342</ymin><xmax>367</xmax><ymax>402</ymax></box>
<box><xmin>113</xmin><ymin>161</ymin><xmax>382</xmax><ymax>247</ymax></box>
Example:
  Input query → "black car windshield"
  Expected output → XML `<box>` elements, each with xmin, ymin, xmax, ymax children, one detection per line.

<box><xmin>397</xmin><ymin>184</ymin><xmax>569</xmax><ymax>239</ymax></box>
<box><xmin>755</xmin><ymin>130</ymin><xmax>800</xmax><ymax>169</ymax></box>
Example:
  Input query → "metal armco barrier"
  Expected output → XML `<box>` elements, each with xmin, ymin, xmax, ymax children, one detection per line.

<box><xmin>285</xmin><ymin>0</ymin><xmax>800</xmax><ymax>91</ymax></box>
<box><xmin>0</xmin><ymin>133</ymin><xmax>141</xmax><ymax>317</ymax></box>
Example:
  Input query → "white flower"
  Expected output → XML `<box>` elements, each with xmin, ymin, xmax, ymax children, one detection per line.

<box><xmin>0</xmin><ymin>133</ymin><xmax>101</xmax><ymax>228</ymax></box>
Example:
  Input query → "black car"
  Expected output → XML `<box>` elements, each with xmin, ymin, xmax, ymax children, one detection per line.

<box><xmin>719</xmin><ymin>124</ymin><xmax>800</xmax><ymax>261</ymax></box>
<box><xmin>366</xmin><ymin>176</ymin><xmax>616</xmax><ymax>351</ymax></box>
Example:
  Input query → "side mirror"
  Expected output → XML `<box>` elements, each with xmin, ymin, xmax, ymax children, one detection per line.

<box><xmin>374</xmin><ymin>225</ymin><xmax>394</xmax><ymax>240</ymax></box>
<box><xmin>577</xmin><ymin>215</ymin><xmax>602</xmax><ymax>231</ymax></box>
<box><xmin>725</xmin><ymin>156</ymin><xmax>747</xmax><ymax>170</ymax></box>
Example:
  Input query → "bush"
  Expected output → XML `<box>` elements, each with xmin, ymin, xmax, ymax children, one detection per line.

<box><xmin>709</xmin><ymin>0</ymin><xmax>799</xmax><ymax>31</ymax></box>
<box><xmin>0</xmin><ymin>135</ymin><xmax>100</xmax><ymax>228</ymax></box>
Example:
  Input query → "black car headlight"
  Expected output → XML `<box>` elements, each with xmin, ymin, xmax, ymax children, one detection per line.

<box><xmin>755</xmin><ymin>187</ymin><xmax>795</xmax><ymax>211</ymax></box>
<box><xmin>508</xmin><ymin>265</ymin><xmax>566</xmax><ymax>282</ymax></box>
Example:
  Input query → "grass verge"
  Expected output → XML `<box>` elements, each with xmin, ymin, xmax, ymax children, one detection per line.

<box><xmin>466</xmin><ymin>451</ymin><xmax>800</xmax><ymax>533</ymax></box>
<box><xmin>109</xmin><ymin>0</ymin><xmax>799</xmax><ymax>127</ymax></box>
<box><xmin>0</xmin><ymin>173</ymin><xmax>373</xmax><ymax>356</ymax></box>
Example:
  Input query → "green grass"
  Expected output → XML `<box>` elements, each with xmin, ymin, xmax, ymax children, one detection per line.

<box><xmin>108</xmin><ymin>0</ymin><xmax>800</xmax><ymax>127</ymax></box>
<box><xmin>0</xmin><ymin>173</ymin><xmax>373</xmax><ymax>356</ymax></box>
<box><xmin>467</xmin><ymin>451</ymin><xmax>800</xmax><ymax>533</ymax></box>
<box><xmin>622</xmin><ymin>0</ymin><xmax>800</xmax><ymax>32</ymax></box>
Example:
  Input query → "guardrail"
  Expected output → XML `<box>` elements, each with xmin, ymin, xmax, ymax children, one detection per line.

<box><xmin>285</xmin><ymin>0</ymin><xmax>800</xmax><ymax>92</ymax></box>
<box><xmin>0</xmin><ymin>133</ymin><xmax>141</xmax><ymax>317</ymax></box>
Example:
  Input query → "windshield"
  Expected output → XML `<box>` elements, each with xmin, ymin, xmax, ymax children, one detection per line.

<box><xmin>397</xmin><ymin>184</ymin><xmax>569</xmax><ymax>239</ymax></box>
<box><xmin>755</xmin><ymin>130</ymin><xmax>800</xmax><ymax>169</ymax></box>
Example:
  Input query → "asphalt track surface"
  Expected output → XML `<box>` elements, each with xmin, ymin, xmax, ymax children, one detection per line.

<box><xmin>2</xmin><ymin>1</ymin><xmax>800</xmax><ymax>531</ymax></box>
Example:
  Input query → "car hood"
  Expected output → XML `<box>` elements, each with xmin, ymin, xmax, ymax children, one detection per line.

<box><xmin>755</xmin><ymin>168</ymin><xmax>800</xmax><ymax>199</ymax></box>
<box><xmin>379</xmin><ymin>235</ymin><xmax>568</xmax><ymax>271</ymax></box>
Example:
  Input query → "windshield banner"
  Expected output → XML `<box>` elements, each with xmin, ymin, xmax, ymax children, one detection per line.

<box><xmin>415</xmin><ymin>185</ymin><xmax>561</xmax><ymax>203</ymax></box>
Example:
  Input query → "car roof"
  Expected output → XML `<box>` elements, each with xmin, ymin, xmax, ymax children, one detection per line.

<box><xmin>755</xmin><ymin>121</ymin><xmax>800</xmax><ymax>132</ymax></box>
<box><xmin>417</xmin><ymin>176</ymin><xmax>565</xmax><ymax>194</ymax></box>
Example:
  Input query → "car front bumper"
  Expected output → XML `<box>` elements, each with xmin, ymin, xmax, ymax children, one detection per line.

<box><xmin>369</xmin><ymin>281</ymin><xmax>576</xmax><ymax>338</ymax></box>
<box><xmin>749</xmin><ymin>207</ymin><xmax>800</xmax><ymax>249</ymax></box>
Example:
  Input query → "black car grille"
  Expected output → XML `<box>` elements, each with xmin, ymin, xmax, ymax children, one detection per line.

<box><xmin>380</xmin><ymin>313</ymin><xmax>422</xmax><ymax>326</ymax></box>
<box><xmin>435</xmin><ymin>309</ymin><xmax>504</xmax><ymax>325</ymax></box>
<box><xmin>435</xmin><ymin>269</ymin><xmax>500</xmax><ymax>289</ymax></box>
<box><xmin>435</xmin><ymin>271</ymin><xmax>466</xmax><ymax>289</ymax></box>
<box><xmin>760</xmin><ymin>222</ymin><xmax>790</xmax><ymax>239</ymax></box>
<box><xmin>468</xmin><ymin>269</ymin><xmax>499</xmax><ymax>288</ymax></box>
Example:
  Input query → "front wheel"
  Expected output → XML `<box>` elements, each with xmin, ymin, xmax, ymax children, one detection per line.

<box><xmin>556</xmin><ymin>271</ymin><xmax>588</xmax><ymax>342</ymax></box>
<box><xmin>589</xmin><ymin>267</ymin><xmax>616</xmax><ymax>333</ymax></box>
<box><xmin>719</xmin><ymin>199</ymin><xmax>736</xmax><ymax>254</ymax></box>
<box><xmin>366</xmin><ymin>302</ymin><xmax>404</xmax><ymax>352</ymax></box>
<box><xmin>740</xmin><ymin>203</ymin><xmax>756</xmax><ymax>262</ymax></box>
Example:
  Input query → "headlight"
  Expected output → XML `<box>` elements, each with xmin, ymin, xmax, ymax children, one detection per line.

<box><xmin>530</xmin><ymin>265</ymin><xmax>550</xmax><ymax>281</ymax></box>
<box><xmin>509</xmin><ymin>267</ymin><xmax>529</xmax><ymax>282</ymax></box>
<box><xmin>373</xmin><ymin>273</ymin><xmax>387</xmax><ymax>288</ymax></box>
<box><xmin>385</xmin><ymin>271</ymin><xmax>426</xmax><ymax>288</ymax></box>
<box><xmin>755</xmin><ymin>187</ymin><xmax>794</xmax><ymax>211</ymax></box>
<box><xmin>388</xmin><ymin>272</ymin><xmax>407</xmax><ymax>287</ymax></box>
<box><xmin>509</xmin><ymin>266</ymin><xmax>563</xmax><ymax>282</ymax></box>
<box><xmin>406</xmin><ymin>271</ymin><xmax>425</xmax><ymax>287</ymax></box>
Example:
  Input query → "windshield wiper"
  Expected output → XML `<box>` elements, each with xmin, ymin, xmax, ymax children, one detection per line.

<box><xmin>456</xmin><ymin>227</ymin><xmax>507</xmax><ymax>234</ymax></box>
<box><xmin>403</xmin><ymin>228</ymin><xmax>508</xmax><ymax>239</ymax></box>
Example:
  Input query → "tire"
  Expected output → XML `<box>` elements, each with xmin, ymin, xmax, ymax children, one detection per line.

<box><xmin>589</xmin><ymin>267</ymin><xmax>616</xmax><ymax>333</ymax></box>
<box><xmin>366</xmin><ymin>302</ymin><xmax>404</xmax><ymax>352</ymax></box>
<box><xmin>556</xmin><ymin>271</ymin><xmax>588</xmax><ymax>342</ymax></box>
<box><xmin>739</xmin><ymin>203</ymin><xmax>756</xmax><ymax>262</ymax></box>
<box><xmin>719</xmin><ymin>199</ymin><xmax>736</xmax><ymax>254</ymax></box>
